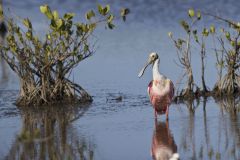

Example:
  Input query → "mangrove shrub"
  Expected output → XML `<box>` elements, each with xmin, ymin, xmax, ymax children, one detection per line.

<box><xmin>0</xmin><ymin>4</ymin><xmax>129</xmax><ymax>106</ymax></box>
<box><xmin>170</xmin><ymin>9</ymin><xmax>240</xmax><ymax>100</ymax></box>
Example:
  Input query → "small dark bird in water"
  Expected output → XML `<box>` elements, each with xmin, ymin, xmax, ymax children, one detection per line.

<box><xmin>115</xmin><ymin>96</ymin><xmax>122</xmax><ymax>102</ymax></box>
<box><xmin>106</xmin><ymin>95</ymin><xmax>123</xmax><ymax>102</ymax></box>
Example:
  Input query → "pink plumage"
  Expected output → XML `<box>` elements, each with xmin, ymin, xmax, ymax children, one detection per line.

<box><xmin>148</xmin><ymin>80</ymin><xmax>174</xmax><ymax>115</ymax></box>
<box><xmin>139</xmin><ymin>52</ymin><xmax>174</xmax><ymax>119</ymax></box>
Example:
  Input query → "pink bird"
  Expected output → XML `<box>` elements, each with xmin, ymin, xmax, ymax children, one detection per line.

<box><xmin>138</xmin><ymin>52</ymin><xmax>174</xmax><ymax>120</ymax></box>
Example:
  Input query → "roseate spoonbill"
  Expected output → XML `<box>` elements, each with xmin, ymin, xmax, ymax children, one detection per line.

<box><xmin>151</xmin><ymin>120</ymin><xmax>179</xmax><ymax>160</ymax></box>
<box><xmin>138</xmin><ymin>52</ymin><xmax>174</xmax><ymax>119</ymax></box>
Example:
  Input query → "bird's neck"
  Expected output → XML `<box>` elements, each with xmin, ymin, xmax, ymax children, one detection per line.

<box><xmin>152</xmin><ymin>58</ymin><xmax>164</xmax><ymax>81</ymax></box>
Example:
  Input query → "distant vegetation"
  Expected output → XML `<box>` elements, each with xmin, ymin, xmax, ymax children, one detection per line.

<box><xmin>169</xmin><ymin>9</ymin><xmax>240</xmax><ymax>101</ymax></box>
<box><xmin>0</xmin><ymin>3</ymin><xmax>129</xmax><ymax>106</ymax></box>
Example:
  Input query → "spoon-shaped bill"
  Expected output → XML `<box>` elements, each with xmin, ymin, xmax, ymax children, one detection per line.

<box><xmin>138</xmin><ymin>61</ymin><xmax>150</xmax><ymax>78</ymax></box>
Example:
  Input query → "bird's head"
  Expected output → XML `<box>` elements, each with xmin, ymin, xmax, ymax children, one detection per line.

<box><xmin>138</xmin><ymin>52</ymin><xmax>159</xmax><ymax>78</ymax></box>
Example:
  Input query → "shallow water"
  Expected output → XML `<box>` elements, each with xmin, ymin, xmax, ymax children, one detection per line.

<box><xmin>1</xmin><ymin>0</ymin><xmax>240</xmax><ymax>160</ymax></box>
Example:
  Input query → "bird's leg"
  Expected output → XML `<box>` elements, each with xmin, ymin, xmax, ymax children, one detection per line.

<box><xmin>166</xmin><ymin>119</ymin><xmax>169</xmax><ymax>128</ymax></box>
<box><xmin>154</xmin><ymin>115</ymin><xmax>158</xmax><ymax>129</ymax></box>
<box><xmin>154</xmin><ymin>108</ymin><xmax>157</xmax><ymax>119</ymax></box>
<box><xmin>166</xmin><ymin>105</ymin><xmax>169</xmax><ymax>120</ymax></box>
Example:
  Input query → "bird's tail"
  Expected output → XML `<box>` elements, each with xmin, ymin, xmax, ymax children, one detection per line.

<box><xmin>169</xmin><ymin>153</ymin><xmax>180</xmax><ymax>160</ymax></box>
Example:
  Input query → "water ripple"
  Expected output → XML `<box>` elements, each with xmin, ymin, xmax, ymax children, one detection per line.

<box><xmin>0</xmin><ymin>90</ymin><xmax>19</xmax><ymax>118</ymax></box>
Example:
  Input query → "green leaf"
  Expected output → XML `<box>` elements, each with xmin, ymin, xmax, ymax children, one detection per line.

<box><xmin>23</xmin><ymin>18</ymin><xmax>32</xmax><ymax>29</ymax></box>
<box><xmin>99</xmin><ymin>4</ymin><xmax>110</xmax><ymax>15</ymax></box>
<box><xmin>107</xmin><ymin>22</ymin><xmax>115</xmax><ymax>29</ymax></box>
<box><xmin>40</xmin><ymin>5</ymin><xmax>48</xmax><ymax>14</ymax></box>
<box><xmin>121</xmin><ymin>8</ymin><xmax>130</xmax><ymax>16</ymax></box>
<box><xmin>56</xmin><ymin>19</ymin><xmax>63</xmax><ymax>29</ymax></box>
<box><xmin>225</xmin><ymin>31</ymin><xmax>231</xmax><ymax>40</ymax></box>
<box><xmin>197</xmin><ymin>11</ymin><xmax>201</xmax><ymax>20</ymax></box>
<box><xmin>40</xmin><ymin>5</ymin><xmax>53</xmax><ymax>19</ymax></box>
<box><xmin>52</xmin><ymin>10</ymin><xmax>59</xmax><ymax>20</ymax></box>
<box><xmin>194</xmin><ymin>34</ymin><xmax>199</xmax><ymax>43</ymax></box>
<box><xmin>80</xmin><ymin>24</ymin><xmax>89</xmax><ymax>33</ymax></box>
<box><xmin>63</xmin><ymin>13</ymin><xmax>75</xmax><ymax>20</ymax></box>
<box><xmin>120</xmin><ymin>8</ymin><xmax>130</xmax><ymax>22</ymax></box>
<box><xmin>230</xmin><ymin>40</ymin><xmax>235</xmax><ymax>47</ymax></box>
<box><xmin>202</xmin><ymin>28</ymin><xmax>209</xmax><ymax>37</ymax></box>
<box><xmin>107</xmin><ymin>14</ymin><xmax>114</xmax><ymax>23</ymax></box>
<box><xmin>180</xmin><ymin>20</ymin><xmax>190</xmax><ymax>33</ymax></box>
<box><xmin>98</xmin><ymin>4</ymin><xmax>103</xmax><ymax>14</ymax></box>
<box><xmin>46</xmin><ymin>11</ymin><xmax>53</xmax><ymax>19</ymax></box>
<box><xmin>89</xmin><ymin>23</ymin><xmax>97</xmax><ymax>32</ymax></box>
<box><xmin>76</xmin><ymin>23</ymin><xmax>83</xmax><ymax>35</ymax></box>
<box><xmin>47</xmin><ymin>34</ymin><xmax>51</xmax><ymax>40</ymax></box>
<box><xmin>192</xmin><ymin>30</ymin><xmax>199</xmax><ymax>42</ymax></box>
<box><xmin>210</xmin><ymin>25</ymin><xmax>215</xmax><ymax>34</ymax></box>
<box><xmin>177</xmin><ymin>38</ymin><xmax>186</xmax><ymax>46</ymax></box>
<box><xmin>26</xmin><ymin>31</ymin><xmax>32</xmax><ymax>39</ymax></box>
<box><xmin>86</xmin><ymin>10</ymin><xmax>95</xmax><ymax>20</ymax></box>
<box><xmin>188</xmin><ymin>8</ymin><xmax>195</xmax><ymax>18</ymax></box>
<box><xmin>103</xmin><ymin>5</ymin><xmax>110</xmax><ymax>15</ymax></box>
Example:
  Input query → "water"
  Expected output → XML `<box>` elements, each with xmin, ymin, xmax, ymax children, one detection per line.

<box><xmin>1</xmin><ymin>0</ymin><xmax>240</xmax><ymax>159</ymax></box>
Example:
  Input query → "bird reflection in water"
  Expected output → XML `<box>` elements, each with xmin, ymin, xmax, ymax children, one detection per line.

<box><xmin>151</xmin><ymin>120</ymin><xmax>179</xmax><ymax>160</ymax></box>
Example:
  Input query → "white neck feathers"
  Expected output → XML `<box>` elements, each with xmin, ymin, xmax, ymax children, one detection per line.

<box><xmin>152</xmin><ymin>58</ymin><xmax>164</xmax><ymax>81</ymax></box>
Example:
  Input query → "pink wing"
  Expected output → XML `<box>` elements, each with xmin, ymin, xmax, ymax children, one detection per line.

<box><xmin>147</xmin><ymin>80</ymin><xmax>174</xmax><ymax>114</ymax></box>
<box><xmin>147</xmin><ymin>80</ymin><xmax>153</xmax><ymax>96</ymax></box>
